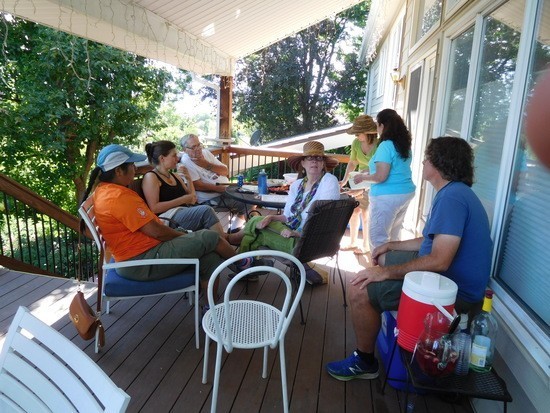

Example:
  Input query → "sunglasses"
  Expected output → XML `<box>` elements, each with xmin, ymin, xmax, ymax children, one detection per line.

<box><xmin>304</xmin><ymin>156</ymin><xmax>324</xmax><ymax>162</ymax></box>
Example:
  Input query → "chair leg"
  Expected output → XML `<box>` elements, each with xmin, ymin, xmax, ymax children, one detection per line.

<box><xmin>210</xmin><ymin>343</ymin><xmax>224</xmax><ymax>413</ymax></box>
<box><xmin>202</xmin><ymin>336</ymin><xmax>211</xmax><ymax>384</ymax></box>
<box><xmin>262</xmin><ymin>346</ymin><xmax>268</xmax><ymax>378</ymax></box>
<box><xmin>336</xmin><ymin>256</ymin><xmax>347</xmax><ymax>308</ymax></box>
<box><xmin>292</xmin><ymin>267</ymin><xmax>305</xmax><ymax>325</ymax></box>
<box><xmin>279</xmin><ymin>341</ymin><xmax>289</xmax><ymax>413</ymax></box>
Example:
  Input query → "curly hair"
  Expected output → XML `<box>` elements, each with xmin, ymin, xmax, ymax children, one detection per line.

<box><xmin>376</xmin><ymin>108</ymin><xmax>412</xmax><ymax>159</ymax></box>
<box><xmin>145</xmin><ymin>140</ymin><xmax>176</xmax><ymax>165</ymax></box>
<box><xmin>425</xmin><ymin>137</ymin><xmax>474</xmax><ymax>187</ymax></box>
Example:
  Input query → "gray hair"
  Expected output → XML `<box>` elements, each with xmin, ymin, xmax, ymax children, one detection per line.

<box><xmin>180</xmin><ymin>133</ymin><xmax>199</xmax><ymax>149</ymax></box>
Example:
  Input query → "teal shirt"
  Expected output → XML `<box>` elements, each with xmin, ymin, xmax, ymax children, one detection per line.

<box><xmin>369</xmin><ymin>140</ymin><xmax>416</xmax><ymax>196</ymax></box>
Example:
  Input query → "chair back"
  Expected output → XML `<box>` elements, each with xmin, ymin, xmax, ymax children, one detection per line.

<box><xmin>128</xmin><ymin>178</ymin><xmax>146</xmax><ymax>201</ymax></box>
<box><xmin>293</xmin><ymin>198</ymin><xmax>359</xmax><ymax>263</ymax></box>
<box><xmin>206</xmin><ymin>251</ymin><xmax>306</xmax><ymax>353</ymax></box>
<box><xmin>0</xmin><ymin>306</ymin><xmax>130</xmax><ymax>412</ymax></box>
<box><xmin>79</xmin><ymin>196</ymin><xmax>105</xmax><ymax>255</ymax></box>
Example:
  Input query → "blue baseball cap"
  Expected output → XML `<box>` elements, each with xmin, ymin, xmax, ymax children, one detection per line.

<box><xmin>96</xmin><ymin>144</ymin><xmax>147</xmax><ymax>172</ymax></box>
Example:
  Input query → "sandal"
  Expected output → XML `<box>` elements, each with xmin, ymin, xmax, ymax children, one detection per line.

<box><xmin>340</xmin><ymin>244</ymin><xmax>359</xmax><ymax>251</ymax></box>
<box><xmin>353</xmin><ymin>247</ymin><xmax>367</xmax><ymax>255</ymax></box>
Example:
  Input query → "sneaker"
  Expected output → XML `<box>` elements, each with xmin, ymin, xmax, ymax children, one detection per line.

<box><xmin>326</xmin><ymin>351</ymin><xmax>379</xmax><ymax>381</ymax></box>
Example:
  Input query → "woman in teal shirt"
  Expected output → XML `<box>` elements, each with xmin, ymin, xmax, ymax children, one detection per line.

<box><xmin>353</xmin><ymin>109</ymin><xmax>416</xmax><ymax>250</ymax></box>
<box><xmin>340</xmin><ymin>114</ymin><xmax>378</xmax><ymax>255</ymax></box>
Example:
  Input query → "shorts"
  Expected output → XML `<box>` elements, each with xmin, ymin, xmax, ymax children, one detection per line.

<box><xmin>117</xmin><ymin>229</ymin><xmax>222</xmax><ymax>282</ymax></box>
<box><xmin>366</xmin><ymin>250</ymin><xmax>481</xmax><ymax>316</ymax></box>
<box><xmin>366</xmin><ymin>250</ymin><xmax>418</xmax><ymax>312</ymax></box>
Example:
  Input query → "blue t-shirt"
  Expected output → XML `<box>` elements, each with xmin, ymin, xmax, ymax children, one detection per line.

<box><xmin>419</xmin><ymin>181</ymin><xmax>492</xmax><ymax>303</ymax></box>
<box><xmin>369</xmin><ymin>140</ymin><xmax>415</xmax><ymax>196</ymax></box>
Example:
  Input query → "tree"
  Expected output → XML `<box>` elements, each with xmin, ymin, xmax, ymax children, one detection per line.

<box><xmin>233</xmin><ymin>2</ymin><xmax>368</xmax><ymax>143</ymax></box>
<box><xmin>0</xmin><ymin>14</ymin><xmax>188</xmax><ymax>211</ymax></box>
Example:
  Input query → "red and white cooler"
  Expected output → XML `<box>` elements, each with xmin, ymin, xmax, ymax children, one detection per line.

<box><xmin>396</xmin><ymin>271</ymin><xmax>458</xmax><ymax>352</ymax></box>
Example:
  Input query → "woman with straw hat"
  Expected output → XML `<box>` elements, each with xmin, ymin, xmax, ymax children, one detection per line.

<box><xmin>340</xmin><ymin>114</ymin><xmax>379</xmax><ymax>255</ymax></box>
<box><xmin>230</xmin><ymin>141</ymin><xmax>340</xmax><ymax>283</ymax></box>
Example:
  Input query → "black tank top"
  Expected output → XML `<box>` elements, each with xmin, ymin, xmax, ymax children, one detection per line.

<box><xmin>146</xmin><ymin>171</ymin><xmax>187</xmax><ymax>202</ymax></box>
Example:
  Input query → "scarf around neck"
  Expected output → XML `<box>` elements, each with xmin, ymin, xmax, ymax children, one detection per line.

<box><xmin>286</xmin><ymin>173</ymin><xmax>324</xmax><ymax>230</ymax></box>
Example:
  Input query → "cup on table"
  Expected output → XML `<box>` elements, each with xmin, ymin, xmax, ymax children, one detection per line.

<box><xmin>453</xmin><ymin>332</ymin><xmax>472</xmax><ymax>376</ymax></box>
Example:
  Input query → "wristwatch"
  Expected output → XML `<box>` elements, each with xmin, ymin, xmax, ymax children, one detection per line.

<box><xmin>206</xmin><ymin>163</ymin><xmax>213</xmax><ymax>171</ymax></box>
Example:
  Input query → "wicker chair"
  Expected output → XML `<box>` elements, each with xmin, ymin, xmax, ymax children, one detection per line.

<box><xmin>288</xmin><ymin>197</ymin><xmax>358</xmax><ymax>321</ymax></box>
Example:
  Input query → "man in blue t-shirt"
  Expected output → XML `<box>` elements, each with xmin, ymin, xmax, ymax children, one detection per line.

<box><xmin>326</xmin><ymin>136</ymin><xmax>492</xmax><ymax>381</ymax></box>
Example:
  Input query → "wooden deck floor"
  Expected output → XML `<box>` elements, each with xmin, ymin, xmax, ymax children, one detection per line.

<box><xmin>0</xmin><ymin>242</ymin><xmax>474</xmax><ymax>413</ymax></box>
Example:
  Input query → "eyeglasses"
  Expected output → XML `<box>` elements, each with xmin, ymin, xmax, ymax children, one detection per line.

<box><xmin>304</xmin><ymin>156</ymin><xmax>324</xmax><ymax>162</ymax></box>
<box><xmin>185</xmin><ymin>143</ymin><xmax>203</xmax><ymax>151</ymax></box>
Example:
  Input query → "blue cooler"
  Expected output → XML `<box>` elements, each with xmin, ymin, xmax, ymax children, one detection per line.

<box><xmin>377</xmin><ymin>311</ymin><xmax>417</xmax><ymax>392</ymax></box>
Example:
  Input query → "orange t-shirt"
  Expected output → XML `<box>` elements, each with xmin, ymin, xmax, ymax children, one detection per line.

<box><xmin>93</xmin><ymin>182</ymin><xmax>162</xmax><ymax>261</ymax></box>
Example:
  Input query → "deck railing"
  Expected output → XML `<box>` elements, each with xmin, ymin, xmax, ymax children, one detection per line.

<box><xmin>0</xmin><ymin>146</ymin><xmax>350</xmax><ymax>279</ymax></box>
<box><xmin>0</xmin><ymin>173</ymin><xmax>98</xmax><ymax>280</ymax></box>
<box><xmin>211</xmin><ymin>145</ymin><xmax>350</xmax><ymax>182</ymax></box>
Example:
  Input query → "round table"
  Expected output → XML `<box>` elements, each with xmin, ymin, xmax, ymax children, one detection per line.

<box><xmin>224</xmin><ymin>185</ymin><xmax>288</xmax><ymax>210</ymax></box>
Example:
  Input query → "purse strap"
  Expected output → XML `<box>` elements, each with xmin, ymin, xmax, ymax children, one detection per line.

<box><xmin>78</xmin><ymin>220</ymin><xmax>103</xmax><ymax>314</ymax></box>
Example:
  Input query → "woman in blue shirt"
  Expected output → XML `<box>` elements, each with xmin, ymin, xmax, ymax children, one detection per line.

<box><xmin>353</xmin><ymin>109</ymin><xmax>416</xmax><ymax>250</ymax></box>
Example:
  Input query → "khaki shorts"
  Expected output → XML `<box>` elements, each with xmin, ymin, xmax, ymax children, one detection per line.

<box><xmin>366</xmin><ymin>250</ymin><xmax>481</xmax><ymax>316</ymax></box>
<box><xmin>118</xmin><ymin>229</ymin><xmax>222</xmax><ymax>281</ymax></box>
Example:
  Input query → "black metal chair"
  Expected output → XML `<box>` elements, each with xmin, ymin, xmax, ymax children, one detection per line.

<box><xmin>275</xmin><ymin>197</ymin><xmax>359</xmax><ymax>323</ymax></box>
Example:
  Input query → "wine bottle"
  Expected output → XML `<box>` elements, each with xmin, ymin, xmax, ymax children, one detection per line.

<box><xmin>469</xmin><ymin>289</ymin><xmax>498</xmax><ymax>372</ymax></box>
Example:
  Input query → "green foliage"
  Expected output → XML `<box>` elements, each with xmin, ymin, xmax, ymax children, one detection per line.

<box><xmin>233</xmin><ymin>2</ymin><xmax>368</xmax><ymax>143</ymax></box>
<box><xmin>0</xmin><ymin>15</ymin><xmax>188</xmax><ymax>212</ymax></box>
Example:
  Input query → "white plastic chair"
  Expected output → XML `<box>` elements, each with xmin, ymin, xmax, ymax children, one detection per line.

<box><xmin>79</xmin><ymin>196</ymin><xmax>201</xmax><ymax>351</ymax></box>
<box><xmin>201</xmin><ymin>250</ymin><xmax>306</xmax><ymax>413</ymax></box>
<box><xmin>0</xmin><ymin>306</ymin><xmax>130</xmax><ymax>412</ymax></box>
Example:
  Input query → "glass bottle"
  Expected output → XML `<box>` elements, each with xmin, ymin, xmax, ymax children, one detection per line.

<box><xmin>469</xmin><ymin>289</ymin><xmax>498</xmax><ymax>372</ymax></box>
<box><xmin>258</xmin><ymin>169</ymin><xmax>268</xmax><ymax>195</ymax></box>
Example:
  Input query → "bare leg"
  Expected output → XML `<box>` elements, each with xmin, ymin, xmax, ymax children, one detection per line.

<box><xmin>348</xmin><ymin>283</ymin><xmax>381</xmax><ymax>353</ymax></box>
<box><xmin>341</xmin><ymin>207</ymin><xmax>361</xmax><ymax>249</ymax></box>
<box><xmin>209</xmin><ymin>222</ymin><xmax>226</xmax><ymax>238</ymax></box>
<box><xmin>360</xmin><ymin>207</ymin><xmax>369</xmax><ymax>252</ymax></box>
<box><xmin>215</xmin><ymin>237</ymin><xmax>239</xmax><ymax>258</ymax></box>
<box><xmin>226</xmin><ymin>229</ymin><xmax>245</xmax><ymax>246</ymax></box>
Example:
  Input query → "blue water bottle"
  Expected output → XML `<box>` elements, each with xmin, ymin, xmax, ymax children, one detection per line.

<box><xmin>237</xmin><ymin>174</ymin><xmax>244</xmax><ymax>188</ymax></box>
<box><xmin>258</xmin><ymin>169</ymin><xmax>268</xmax><ymax>195</ymax></box>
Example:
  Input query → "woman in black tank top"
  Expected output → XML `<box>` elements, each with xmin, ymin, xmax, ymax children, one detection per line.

<box><xmin>142</xmin><ymin>141</ymin><xmax>228</xmax><ymax>237</ymax></box>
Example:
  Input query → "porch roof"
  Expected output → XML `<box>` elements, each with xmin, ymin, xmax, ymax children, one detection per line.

<box><xmin>1</xmin><ymin>0</ymin><xmax>363</xmax><ymax>76</ymax></box>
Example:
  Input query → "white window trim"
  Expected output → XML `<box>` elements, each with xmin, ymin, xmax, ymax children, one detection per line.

<box><xmin>444</xmin><ymin>0</ymin><xmax>469</xmax><ymax>19</ymax></box>
<box><xmin>409</xmin><ymin>0</ymin><xmax>443</xmax><ymax>54</ymax></box>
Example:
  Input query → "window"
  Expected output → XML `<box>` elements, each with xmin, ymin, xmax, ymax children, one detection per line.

<box><xmin>443</xmin><ymin>28</ymin><xmax>474</xmax><ymax>136</ymax></box>
<box><xmin>496</xmin><ymin>0</ymin><xmax>550</xmax><ymax>330</ymax></box>
<box><xmin>440</xmin><ymin>0</ymin><xmax>550</xmax><ymax>330</ymax></box>
<box><xmin>470</xmin><ymin>6</ymin><xmax>524</xmax><ymax>223</ymax></box>
<box><xmin>415</xmin><ymin>0</ymin><xmax>443</xmax><ymax>42</ymax></box>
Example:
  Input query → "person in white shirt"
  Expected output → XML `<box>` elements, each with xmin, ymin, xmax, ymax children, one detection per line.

<box><xmin>179</xmin><ymin>134</ymin><xmax>247</xmax><ymax>231</ymax></box>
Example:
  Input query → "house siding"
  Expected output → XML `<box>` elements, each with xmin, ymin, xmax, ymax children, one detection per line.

<box><xmin>363</xmin><ymin>1</ymin><xmax>550</xmax><ymax>412</ymax></box>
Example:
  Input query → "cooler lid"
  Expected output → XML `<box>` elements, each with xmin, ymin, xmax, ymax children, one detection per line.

<box><xmin>403</xmin><ymin>271</ymin><xmax>458</xmax><ymax>299</ymax></box>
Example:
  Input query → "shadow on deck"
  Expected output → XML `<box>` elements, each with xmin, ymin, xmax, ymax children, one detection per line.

<box><xmin>0</xmin><ymin>240</ymin><xmax>474</xmax><ymax>413</ymax></box>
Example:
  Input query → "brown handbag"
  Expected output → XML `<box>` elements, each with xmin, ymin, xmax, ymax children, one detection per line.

<box><xmin>69</xmin><ymin>227</ymin><xmax>105</xmax><ymax>348</ymax></box>
<box><xmin>69</xmin><ymin>291</ymin><xmax>105</xmax><ymax>345</ymax></box>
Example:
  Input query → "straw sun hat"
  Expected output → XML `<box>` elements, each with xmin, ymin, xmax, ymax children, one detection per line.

<box><xmin>346</xmin><ymin>114</ymin><xmax>377</xmax><ymax>135</ymax></box>
<box><xmin>287</xmin><ymin>141</ymin><xmax>339</xmax><ymax>171</ymax></box>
